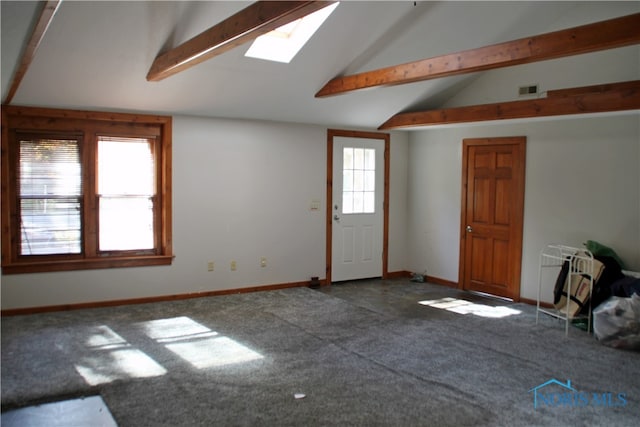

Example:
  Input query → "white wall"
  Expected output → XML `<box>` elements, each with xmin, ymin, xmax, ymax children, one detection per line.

<box><xmin>406</xmin><ymin>131</ymin><xmax>460</xmax><ymax>280</ymax></box>
<box><xmin>407</xmin><ymin>113</ymin><xmax>640</xmax><ymax>302</ymax></box>
<box><xmin>1</xmin><ymin>116</ymin><xmax>408</xmax><ymax>310</ymax></box>
<box><xmin>388</xmin><ymin>131</ymin><xmax>409</xmax><ymax>272</ymax></box>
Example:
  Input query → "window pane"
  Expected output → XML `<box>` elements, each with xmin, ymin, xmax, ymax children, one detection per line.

<box><xmin>354</xmin><ymin>148</ymin><xmax>364</xmax><ymax>169</ymax></box>
<box><xmin>98</xmin><ymin>137</ymin><xmax>156</xmax><ymax>251</ymax></box>
<box><xmin>341</xmin><ymin>146</ymin><xmax>376</xmax><ymax>214</ymax></box>
<box><xmin>98</xmin><ymin>137</ymin><xmax>155</xmax><ymax>196</ymax></box>
<box><xmin>19</xmin><ymin>138</ymin><xmax>82</xmax><ymax>255</ymax></box>
<box><xmin>99</xmin><ymin>197</ymin><xmax>154</xmax><ymax>251</ymax></box>
<box><xmin>20</xmin><ymin>198</ymin><xmax>81</xmax><ymax>255</ymax></box>
<box><xmin>364</xmin><ymin>170</ymin><xmax>375</xmax><ymax>191</ymax></box>
<box><xmin>364</xmin><ymin>149</ymin><xmax>375</xmax><ymax>170</ymax></box>
<box><xmin>364</xmin><ymin>192</ymin><xmax>375</xmax><ymax>213</ymax></box>
<box><xmin>353</xmin><ymin>170</ymin><xmax>364</xmax><ymax>192</ymax></box>
<box><xmin>343</xmin><ymin>147</ymin><xmax>353</xmax><ymax>169</ymax></box>
<box><xmin>353</xmin><ymin>191</ymin><xmax>364</xmax><ymax>213</ymax></box>
<box><xmin>342</xmin><ymin>192</ymin><xmax>353</xmax><ymax>214</ymax></box>
<box><xmin>20</xmin><ymin>139</ymin><xmax>81</xmax><ymax>197</ymax></box>
<box><xmin>342</xmin><ymin>170</ymin><xmax>353</xmax><ymax>191</ymax></box>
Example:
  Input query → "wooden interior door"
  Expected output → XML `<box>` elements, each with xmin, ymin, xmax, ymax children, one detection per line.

<box><xmin>459</xmin><ymin>137</ymin><xmax>526</xmax><ymax>300</ymax></box>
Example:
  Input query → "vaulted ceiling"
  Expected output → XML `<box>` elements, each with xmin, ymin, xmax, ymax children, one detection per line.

<box><xmin>2</xmin><ymin>1</ymin><xmax>639</xmax><ymax>130</ymax></box>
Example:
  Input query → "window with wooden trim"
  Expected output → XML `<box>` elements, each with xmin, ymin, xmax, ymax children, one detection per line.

<box><xmin>1</xmin><ymin>106</ymin><xmax>173</xmax><ymax>274</ymax></box>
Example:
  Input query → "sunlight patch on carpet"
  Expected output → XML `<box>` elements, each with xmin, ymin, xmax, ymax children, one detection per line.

<box><xmin>418</xmin><ymin>297</ymin><xmax>522</xmax><ymax>318</ymax></box>
<box><xmin>140</xmin><ymin>316</ymin><xmax>263</xmax><ymax>369</ymax></box>
<box><xmin>75</xmin><ymin>325</ymin><xmax>167</xmax><ymax>386</ymax></box>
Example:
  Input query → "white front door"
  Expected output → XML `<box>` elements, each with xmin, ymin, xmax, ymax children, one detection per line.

<box><xmin>331</xmin><ymin>137</ymin><xmax>384</xmax><ymax>282</ymax></box>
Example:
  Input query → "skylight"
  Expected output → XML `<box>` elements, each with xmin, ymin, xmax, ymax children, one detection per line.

<box><xmin>245</xmin><ymin>2</ymin><xmax>339</xmax><ymax>63</ymax></box>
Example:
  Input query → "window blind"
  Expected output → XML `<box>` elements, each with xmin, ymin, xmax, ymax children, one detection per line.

<box><xmin>19</xmin><ymin>137</ymin><xmax>82</xmax><ymax>255</ymax></box>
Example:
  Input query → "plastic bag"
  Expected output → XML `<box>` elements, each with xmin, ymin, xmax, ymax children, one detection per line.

<box><xmin>410</xmin><ymin>273</ymin><xmax>424</xmax><ymax>283</ymax></box>
<box><xmin>593</xmin><ymin>293</ymin><xmax>640</xmax><ymax>350</ymax></box>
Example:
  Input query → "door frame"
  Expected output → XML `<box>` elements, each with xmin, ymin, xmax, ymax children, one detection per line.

<box><xmin>458</xmin><ymin>136</ymin><xmax>526</xmax><ymax>301</ymax></box>
<box><xmin>326</xmin><ymin>129</ymin><xmax>390</xmax><ymax>285</ymax></box>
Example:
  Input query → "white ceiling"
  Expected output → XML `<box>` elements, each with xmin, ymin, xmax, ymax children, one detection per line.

<box><xmin>1</xmin><ymin>1</ymin><xmax>638</xmax><ymax>130</ymax></box>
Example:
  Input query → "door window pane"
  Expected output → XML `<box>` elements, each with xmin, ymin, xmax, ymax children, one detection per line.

<box><xmin>364</xmin><ymin>149</ymin><xmax>375</xmax><ymax>170</ymax></box>
<box><xmin>353</xmin><ymin>191</ymin><xmax>364</xmax><ymax>213</ymax></box>
<box><xmin>353</xmin><ymin>170</ymin><xmax>364</xmax><ymax>192</ymax></box>
<box><xmin>342</xmin><ymin>147</ymin><xmax>375</xmax><ymax>214</ymax></box>
<box><xmin>364</xmin><ymin>170</ymin><xmax>375</xmax><ymax>192</ymax></box>
<box><xmin>343</xmin><ymin>170</ymin><xmax>353</xmax><ymax>191</ymax></box>
<box><xmin>354</xmin><ymin>148</ymin><xmax>364</xmax><ymax>169</ymax></box>
<box><xmin>343</xmin><ymin>148</ymin><xmax>353</xmax><ymax>169</ymax></box>
<box><xmin>363</xmin><ymin>192</ymin><xmax>374</xmax><ymax>213</ymax></box>
<box><xmin>342</xmin><ymin>192</ymin><xmax>354</xmax><ymax>214</ymax></box>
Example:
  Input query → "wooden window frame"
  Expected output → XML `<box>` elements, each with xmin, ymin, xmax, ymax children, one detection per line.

<box><xmin>1</xmin><ymin>106</ymin><xmax>173</xmax><ymax>274</ymax></box>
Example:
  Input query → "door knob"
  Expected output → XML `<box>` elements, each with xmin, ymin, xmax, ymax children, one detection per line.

<box><xmin>466</xmin><ymin>225</ymin><xmax>473</xmax><ymax>233</ymax></box>
<box><xmin>334</xmin><ymin>215</ymin><xmax>340</xmax><ymax>222</ymax></box>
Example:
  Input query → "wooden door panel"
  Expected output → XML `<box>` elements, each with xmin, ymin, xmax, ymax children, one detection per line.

<box><xmin>494</xmin><ymin>177</ymin><xmax>511</xmax><ymax>225</ymax></box>
<box><xmin>472</xmin><ymin>176</ymin><xmax>491</xmax><ymax>224</ymax></box>
<box><xmin>470</xmin><ymin>235</ymin><xmax>488</xmax><ymax>285</ymax></box>
<box><xmin>491</xmin><ymin>238</ymin><xmax>510</xmax><ymax>287</ymax></box>
<box><xmin>468</xmin><ymin>236</ymin><xmax>512</xmax><ymax>294</ymax></box>
<box><xmin>474</xmin><ymin>151</ymin><xmax>492</xmax><ymax>168</ymax></box>
<box><xmin>496</xmin><ymin>151</ymin><xmax>514</xmax><ymax>168</ymax></box>
<box><xmin>460</xmin><ymin>137</ymin><xmax>526</xmax><ymax>300</ymax></box>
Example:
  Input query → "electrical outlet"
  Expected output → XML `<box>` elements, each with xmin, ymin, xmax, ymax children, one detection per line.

<box><xmin>230</xmin><ymin>260</ymin><xmax>237</xmax><ymax>271</ymax></box>
<box><xmin>207</xmin><ymin>261</ymin><xmax>214</xmax><ymax>272</ymax></box>
<box><xmin>260</xmin><ymin>257</ymin><xmax>267</xmax><ymax>268</ymax></box>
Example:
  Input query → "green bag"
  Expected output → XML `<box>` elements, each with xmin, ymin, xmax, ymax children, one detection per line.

<box><xmin>585</xmin><ymin>240</ymin><xmax>625</xmax><ymax>269</ymax></box>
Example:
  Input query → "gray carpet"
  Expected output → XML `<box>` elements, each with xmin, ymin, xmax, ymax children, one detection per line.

<box><xmin>2</xmin><ymin>279</ymin><xmax>639</xmax><ymax>426</ymax></box>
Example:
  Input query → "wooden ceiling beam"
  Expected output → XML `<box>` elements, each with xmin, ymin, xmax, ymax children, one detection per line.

<box><xmin>3</xmin><ymin>1</ymin><xmax>62</xmax><ymax>105</ymax></box>
<box><xmin>316</xmin><ymin>13</ymin><xmax>640</xmax><ymax>98</ymax></box>
<box><xmin>378</xmin><ymin>80</ymin><xmax>640</xmax><ymax>130</ymax></box>
<box><xmin>147</xmin><ymin>1</ymin><xmax>334</xmax><ymax>82</ymax></box>
<box><xmin>546</xmin><ymin>80</ymin><xmax>640</xmax><ymax>98</ymax></box>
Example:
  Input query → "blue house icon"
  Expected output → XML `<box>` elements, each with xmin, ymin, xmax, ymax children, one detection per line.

<box><xmin>529</xmin><ymin>379</ymin><xmax>577</xmax><ymax>409</ymax></box>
